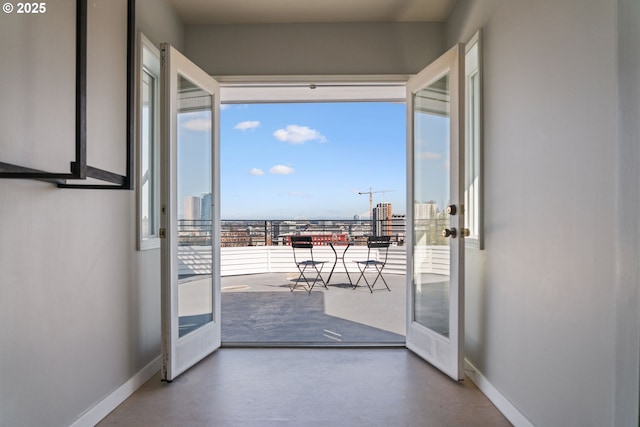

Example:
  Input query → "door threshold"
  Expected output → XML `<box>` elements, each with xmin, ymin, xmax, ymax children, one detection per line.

<box><xmin>221</xmin><ymin>342</ymin><xmax>406</xmax><ymax>349</ymax></box>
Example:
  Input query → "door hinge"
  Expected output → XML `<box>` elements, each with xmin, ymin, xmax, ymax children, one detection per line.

<box><xmin>161</xmin><ymin>354</ymin><xmax>171</xmax><ymax>382</ymax></box>
<box><xmin>159</xmin><ymin>228</ymin><xmax>166</xmax><ymax>239</ymax></box>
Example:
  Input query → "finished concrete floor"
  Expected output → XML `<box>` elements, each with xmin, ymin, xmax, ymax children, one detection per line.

<box><xmin>102</xmin><ymin>273</ymin><xmax>511</xmax><ymax>425</ymax></box>
<box><xmin>220</xmin><ymin>272</ymin><xmax>407</xmax><ymax>344</ymax></box>
<box><xmin>99</xmin><ymin>348</ymin><xmax>512</xmax><ymax>427</ymax></box>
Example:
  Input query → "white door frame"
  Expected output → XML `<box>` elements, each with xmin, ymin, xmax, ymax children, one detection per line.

<box><xmin>160</xmin><ymin>44</ymin><xmax>221</xmax><ymax>381</ymax></box>
<box><xmin>405</xmin><ymin>44</ymin><xmax>466</xmax><ymax>381</ymax></box>
<box><xmin>213</xmin><ymin>64</ymin><xmax>465</xmax><ymax>382</ymax></box>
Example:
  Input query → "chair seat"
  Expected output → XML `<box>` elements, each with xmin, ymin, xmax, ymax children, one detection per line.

<box><xmin>298</xmin><ymin>260</ymin><xmax>326</xmax><ymax>266</ymax></box>
<box><xmin>355</xmin><ymin>260</ymin><xmax>384</xmax><ymax>266</ymax></box>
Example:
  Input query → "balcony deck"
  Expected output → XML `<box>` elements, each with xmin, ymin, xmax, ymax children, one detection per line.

<box><xmin>221</xmin><ymin>272</ymin><xmax>407</xmax><ymax>345</ymax></box>
<box><xmin>174</xmin><ymin>243</ymin><xmax>450</xmax><ymax>345</ymax></box>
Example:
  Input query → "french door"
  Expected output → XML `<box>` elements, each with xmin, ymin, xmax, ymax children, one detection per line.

<box><xmin>160</xmin><ymin>44</ymin><xmax>221</xmax><ymax>381</ymax></box>
<box><xmin>406</xmin><ymin>44</ymin><xmax>465</xmax><ymax>381</ymax></box>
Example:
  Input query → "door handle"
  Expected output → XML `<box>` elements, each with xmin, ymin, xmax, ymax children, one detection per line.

<box><xmin>442</xmin><ymin>228</ymin><xmax>457</xmax><ymax>238</ymax></box>
<box><xmin>446</xmin><ymin>205</ymin><xmax>457</xmax><ymax>215</ymax></box>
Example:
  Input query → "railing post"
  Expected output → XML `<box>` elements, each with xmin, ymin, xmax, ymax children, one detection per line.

<box><xmin>267</xmin><ymin>245</ymin><xmax>272</xmax><ymax>272</ymax></box>
<box><xmin>264</xmin><ymin>220</ymin><xmax>268</xmax><ymax>246</ymax></box>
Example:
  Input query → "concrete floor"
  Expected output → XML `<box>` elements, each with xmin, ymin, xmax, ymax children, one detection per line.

<box><xmin>220</xmin><ymin>272</ymin><xmax>407</xmax><ymax>344</ymax></box>
<box><xmin>99</xmin><ymin>348</ymin><xmax>512</xmax><ymax>427</ymax></box>
<box><xmin>101</xmin><ymin>273</ymin><xmax>511</xmax><ymax>426</ymax></box>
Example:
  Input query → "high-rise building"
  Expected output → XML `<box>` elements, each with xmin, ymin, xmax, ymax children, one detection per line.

<box><xmin>373</xmin><ymin>202</ymin><xmax>392</xmax><ymax>236</ymax></box>
<box><xmin>201</xmin><ymin>193</ymin><xmax>212</xmax><ymax>220</ymax></box>
<box><xmin>183</xmin><ymin>196</ymin><xmax>201</xmax><ymax>220</ymax></box>
<box><xmin>391</xmin><ymin>214</ymin><xmax>406</xmax><ymax>244</ymax></box>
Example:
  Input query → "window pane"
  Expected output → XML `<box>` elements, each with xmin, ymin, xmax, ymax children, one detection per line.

<box><xmin>141</xmin><ymin>70</ymin><xmax>155</xmax><ymax>238</ymax></box>
<box><xmin>464</xmin><ymin>40</ymin><xmax>482</xmax><ymax>247</ymax></box>
<box><xmin>138</xmin><ymin>39</ymin><xmax>161</xmax><ymax>251</ymax></box>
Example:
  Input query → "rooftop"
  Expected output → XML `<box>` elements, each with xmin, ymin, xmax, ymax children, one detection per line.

<box><xmin>220</xmin><ymin>272</ymin><xmax>407</xmax><ymax>345</ymax></box>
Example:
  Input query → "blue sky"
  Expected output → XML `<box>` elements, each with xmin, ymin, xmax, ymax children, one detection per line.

<box><xmin>177</xmin><ymin>101</ymin><xmax>450</xmax><ymax>220</ymax></box>
<box><xmin>218</xmin><ymin>102</ymin><xmax>407</xmax><ymax>219</ymax></box>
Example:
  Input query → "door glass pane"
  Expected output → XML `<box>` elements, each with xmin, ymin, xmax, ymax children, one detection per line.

<box><xmin>177</xmin><ymin>74</ymin><xmax>213</xmax><ymax>337</ymax></box>
<box><xmin>412</xmin><ymin>73</ymin><xmax>451</xmax><ymax>337</ymax></box>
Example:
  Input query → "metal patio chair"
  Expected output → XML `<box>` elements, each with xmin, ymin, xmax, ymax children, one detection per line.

<box><xmin>353</xmin><ymin>236</ymin><xmax>392</xmax><ymax>293</ymax></box>
<box><xmin>290</xmin><ymin>236</ymin><xmax>328</xmax><ymax>293</ymax></box>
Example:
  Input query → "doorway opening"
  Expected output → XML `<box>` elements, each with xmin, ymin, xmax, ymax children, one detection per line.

<box><xmin>159</xmin><ymin>43</ymin><xmax>472</xmax><ymax>381</ymax></box>
<box><xmin>213</xmin><ymin>97</ymin><xmax>408</xmax><ymax>345</ymax></box>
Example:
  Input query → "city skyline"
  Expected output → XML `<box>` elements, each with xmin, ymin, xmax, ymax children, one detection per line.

<box><xmin>181</xmin><ymin>192</ymin><xmax>403</xmax><ymax>220</ymax></box>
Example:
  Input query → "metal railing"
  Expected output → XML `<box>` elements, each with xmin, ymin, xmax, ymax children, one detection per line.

<box><xmin>177</xmin><ymin>218</ymin><xmax>451</xmax><ymax>247</ymax></box>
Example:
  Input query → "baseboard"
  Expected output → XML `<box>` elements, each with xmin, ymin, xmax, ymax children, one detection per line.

<box><xmin>71</xmin><ymin>356</ymin><xmax>161</xmax><ymax>427</ymax></box>
<box><xmin>464</xmin><ymin>359</ymin><xmax>535</xmax><ymax>427</ymax></box>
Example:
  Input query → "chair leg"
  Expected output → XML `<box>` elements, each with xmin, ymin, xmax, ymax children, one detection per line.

<box><xmin>352</xmin><ymin>264</ymin><xmax>363</xmax><ymax>290</ymax></box>
<box><xmin>353</xmin><ymin>263</ymin><xmax>373</xmax><ymax>293</ymax></box>
<box><xmin>290</xmin><ymin>270</ymin><xmax>303</xmax><ymax>291</ymax></box>
<box><xmin>291</xmin><ymin>264</ymin><xmax>311</xmax><ymax>292</ymax></box>
<box><xmin>291</xmin><ymin>263</ymin><xmax>327</xmax><ymax>293</ymax></box>
<box><xmin>370</xmin><ymin>264</ymin><xmax>390</xmax><ymax>291</ymax></box>
<box><xmin>353</xmin><ymin>262</ymin><xmax>390</xmax><ymax>292</ymax></box>
<box><xmin>307</xmin><ymin>264</ymin><xmax>327</xmax><ymax>293</ymax></box>
<box><xmin>307</xmin><ymin>267</ymin><xmax>317</xmax><ymax>293</ymax></box>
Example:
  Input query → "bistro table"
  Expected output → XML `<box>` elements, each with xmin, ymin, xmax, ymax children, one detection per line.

<box><xmin>326</xmin><ymin>241</ymin><xmax>354</xmax><ymax>286</ymax></box>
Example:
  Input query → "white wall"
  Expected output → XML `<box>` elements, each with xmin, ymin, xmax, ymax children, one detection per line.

<box><xmin>614</xmin><ymin>0</ymin><xmax>640</xmax><ymax>425</ymax></box>
<box><xmin>137</xmin><ymin>0</ymin><xmax>184</xmax><ymax>51</ymax></box>
<box><xmin>447</xmin><ymin>0</ymin><xmax>633</xmax><ymax>426</ymax></box>
<box><xmin>184</xmin><ymin>22</ymin><xmax>444</xmax><ymax>76</ymax></box>
<box><xmin>0</xmin><ymin>0</ymin><xmax>182</xmax><ymax>425</ymax></box>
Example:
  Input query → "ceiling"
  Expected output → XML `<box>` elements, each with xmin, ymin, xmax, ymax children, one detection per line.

<box><xmin>168</xmin><ymin>0</ymin><xmax>457</xmax><ymax>25</ymax></box>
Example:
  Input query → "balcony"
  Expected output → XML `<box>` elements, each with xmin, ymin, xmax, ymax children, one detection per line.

<box><xmin>177</xmin><ymin>219</ymin><xmax>450</xmax><ymax>345</ymax></box>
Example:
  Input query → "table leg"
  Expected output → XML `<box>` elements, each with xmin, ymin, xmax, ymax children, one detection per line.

<box><xmin>326</xmin><ymin>243</ymin><xmax>339</xmax><ymax>285</ymax></box>
<box><xmin>342</xmin><ymin>245</ymin><xmax>353</xmax><ymax>286</ymax></box>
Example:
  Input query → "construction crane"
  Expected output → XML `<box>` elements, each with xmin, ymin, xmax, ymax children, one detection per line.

<box><xmin>358</xmin><ymin>187</ymin><xmax>394</xmax><ymax>219</ymax></box>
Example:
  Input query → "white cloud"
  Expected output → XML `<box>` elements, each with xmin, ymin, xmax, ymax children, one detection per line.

<box><xmin>249</xmin><ymin>168</ymin><xmax>264</xmax><ymax>176</ymax></box>
<box><xmin>273</xmin><ymin>125</ymin><xmax>326</xmax><ymax>144</ymax></box>
<box><xmin>417</xmin><ymin>151</ymin><xmax>442</xmax><ymax>160</ymax></box>
<box><xmin>220</xmin><ymin>104</ymin><xmax>230</xmax><ymax>110</ymax></box>
<box><xmin>234</xmin><ymin>120</ymin><xmax>260</xmax><ymax>131</ymax></box>
<box><xmin>269</xmin><ymin>165</ymin><xmax>295</xmax><ymax>175</ymax></box>
<box><xmin>182</xmin><ymin>118</ymin><xmax>211</xmax><ymax>131</ymax></box>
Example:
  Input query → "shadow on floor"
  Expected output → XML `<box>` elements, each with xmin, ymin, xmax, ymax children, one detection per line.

<box><xmin>221</xmin><ymin>290</ymin><xmax>405</xmax><ymax>344</ymax></box>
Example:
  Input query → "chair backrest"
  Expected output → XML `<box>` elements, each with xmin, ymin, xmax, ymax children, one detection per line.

<box><xmin>291</xmin><ymin>235</ymin><xmax>313</xmax><ymax>248</ymax></box>
<box><xmin>366</xmin><ymin>236</ymin><xmax>391</xmax><ymax>262</ymax></box>
<box><xmin>290</xmin><ymin>235</ymin><xmax>315</xmax><ymax>263</ymax></box>
<box><xmin>367</xmin><ymin>236</ymin><xmax>391</xmax><ymax>248</ymax></box>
